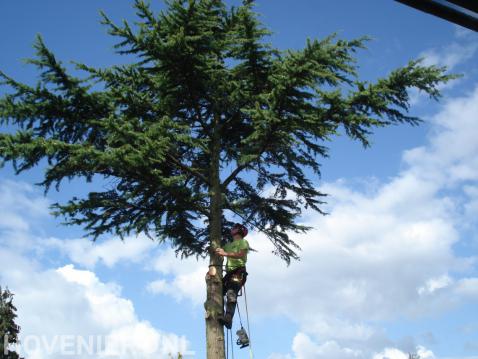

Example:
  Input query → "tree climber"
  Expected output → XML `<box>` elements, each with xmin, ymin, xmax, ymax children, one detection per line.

<box><xmin>215</xmin><ymin>223</ymin><xmax>250</xmax><ymax>329</ymax></box>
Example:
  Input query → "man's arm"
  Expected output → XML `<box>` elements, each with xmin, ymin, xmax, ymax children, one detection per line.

<box><xmin>215</xmin><ymin>248</ymin><xmax>247</xmax><ymax>259</ymax></box>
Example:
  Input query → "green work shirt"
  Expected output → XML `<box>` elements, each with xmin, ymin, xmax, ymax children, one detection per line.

<box><xmin>223</xmin><ymin>238</ymin><xmax>249</xmax><ymax>272</ymax></box>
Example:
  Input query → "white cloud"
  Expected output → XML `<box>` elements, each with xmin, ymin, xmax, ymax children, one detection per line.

<box><xmin>57</xmin><ymin>264</ymin><xmax>137</xmax><ymax>328</ymax></box>
<box><xmin>463</xmin><ymin>185</ymin><xmax>478</xmax><ymax>219</ymax></box>
<box><xmin>0</xmin><ymin>177</ymin><xmax>160</xmax><ymax>271</ymax></box>
<box><xmin>417</xmin><ymin>274</ymin><xmax>452</xmax><ymax>295</ymax></box>
<box><xmin>289</xmin><ymin>333</ymin><xmax>363</xmax><ymax>359</ymax></box>
<box><xmin>419</xmin><ymin>41</ymin><xmax>478</xmax><ymax>71</ymax></box>
<box><xmin>409</xmin><ymin>29</ymin><xmax>477</xmax><ymax>106</ymax></box>
<box><xmin>0</xmin><ymin>253</ymin><xmax>190</xmax><ymax>359</ymax></box>
<box><xmin>0</xmin><ymin>180</ymin><xmax>50</xmax><ymax>252</ymax></box>
<box><xmin>268</xmin><ymin>333</ymin><xmax>434</xmax><ymax>359</ymax></box>
<box><xmin>373</xmin><ymin>346</ymin><xmax>435</xmax><ymax>359</ymax></box>
<box><xmin>146</xmin><ymin>249</ymin><xmax>207</xmax><ymax>306</ymax></box>
<box><xmin>0</xmin><ymin>180</ymin><xmax>192</xmax><ymax>359</ymax></box>
<box><xmin>453</xmin><ymin>277</ymin><xmax>478</xmax><ymax>298</ymax></box>
<box><xmin>403</xmin><ymin>87</ymin><xmax>478</xmax><ymax>186</ymax></box>
<box><xmin>44</xmin><ymin>234</ymin><xmax>157</xmax><ymax>269</ymax></box>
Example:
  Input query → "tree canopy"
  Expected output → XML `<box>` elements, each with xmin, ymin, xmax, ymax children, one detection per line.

<box><xmin>0</xmin><ymin>0</ymin><xmax>458</xmax><ymax>263</ymax></box>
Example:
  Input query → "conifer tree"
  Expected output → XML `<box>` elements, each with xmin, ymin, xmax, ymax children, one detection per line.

<box><xmin>0</xmin><ymin>1</ymin><xmax>458</xmax><ymax>358</ymax></box>
<box><xmin>0</xmin><ymin>287</ymin><xmax>23</xmax><ymax>359</ymax></box>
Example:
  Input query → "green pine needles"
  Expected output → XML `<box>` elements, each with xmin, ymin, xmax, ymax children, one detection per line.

<box><xmin>0</xmin><ymin>287</ymin><xmax>23</xmax><ymax>359</ymax></box>
<box><xmin>0</xmin><ymin>0</ymin><xmax>459</xmax><ymax>263</ymax></box>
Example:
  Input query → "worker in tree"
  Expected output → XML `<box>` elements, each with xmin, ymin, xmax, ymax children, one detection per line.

<box><xmin>215</xmin><ymin>223</ymin><xmax>250</xmax><ymax>329</ymax></box>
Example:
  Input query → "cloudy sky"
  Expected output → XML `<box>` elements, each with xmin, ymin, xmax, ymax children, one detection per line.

<box><xmin>0</xmin><ymin>1</ymin><xmax>477</xmax><ymax>358</ymax></box>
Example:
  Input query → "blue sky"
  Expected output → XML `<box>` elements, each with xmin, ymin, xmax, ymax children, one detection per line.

<box><xmin>0</xmin><ymin>1</ymin><xmax>477</xmax><ymax>358</ymax></box>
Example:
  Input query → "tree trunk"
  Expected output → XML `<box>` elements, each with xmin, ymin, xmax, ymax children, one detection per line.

<box><xmin>204</xmin><ymin>121</ymin><xmax>226</xmax><ymax>359</ymax></box>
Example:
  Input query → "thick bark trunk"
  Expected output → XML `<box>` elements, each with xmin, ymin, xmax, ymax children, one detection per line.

<box><xmin>204</xmin><ymin>122</ymin><xmax>226</xmax><ymax>359</ymax></box>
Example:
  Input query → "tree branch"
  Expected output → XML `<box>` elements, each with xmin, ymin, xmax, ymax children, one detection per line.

<box><xmin>222</xmin><ymin>121</ymin><xmax>279</xmax><ymax>189</ymax></box>
<box><xmin>166</xmin><ymin>153</ymin><xmax>210</xmax><ymax>186</ymax></box>
<box><xmin>222</xmin><ymin>161</ymin><xmax>251</xmax><ymax>189</ymax></box>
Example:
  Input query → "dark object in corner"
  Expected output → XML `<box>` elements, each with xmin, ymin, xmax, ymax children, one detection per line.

<box><xmin>395</xmin><ymin>0</ymin><xmax>478</xmax><ymax>31</ymax></box>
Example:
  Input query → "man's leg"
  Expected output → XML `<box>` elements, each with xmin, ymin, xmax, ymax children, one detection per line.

<box><xmin>219</xmin><ymin>283</ymin><xmax>240</xmax><ymax>329</ymax></box>
<box><xmin>224</xmin><ymin>288</ymin><xmax>238</xmax><ymax>327</ymax></box>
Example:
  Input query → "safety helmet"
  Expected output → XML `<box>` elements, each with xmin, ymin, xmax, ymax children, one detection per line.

<box><xmin>230</xmin><ymin>223</ymin><xmax>248</xmax><ymax>238</ymax></box>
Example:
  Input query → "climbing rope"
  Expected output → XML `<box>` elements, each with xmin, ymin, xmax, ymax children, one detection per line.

<box><xmin>225</xmin><ymin>327</ymin><xmax>234</xmax><ymax>359</ymax></box>
<box><xmin>243</xmin><ymin>285</ymin><xmax>254</xmax><ymax>359</ymax></box>
<box><xmin>237</xmin><ymin>299</ymin><xmax>244</xmax><ymax>327</ymax></box>
<box><xmin>235</xmin><ymin>285</ymin><xmax>254</xmax><ymax>359</ymax></box>
<box><xmin>226</xmin><ymin>327</ymin><xmax>229</xmax><ymax>359</ymax></box>
<box><xmin>229</xmin><ymin>329</ymin><xmax>234</xmax><ymax>359</ymax></box>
